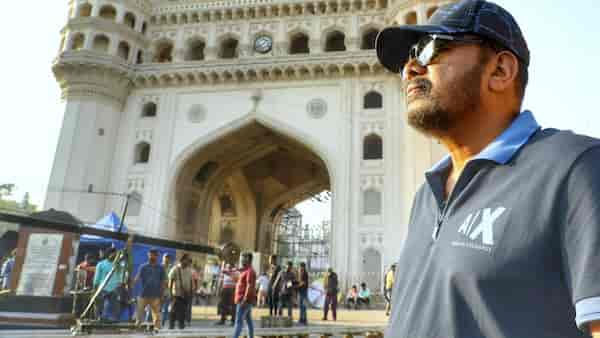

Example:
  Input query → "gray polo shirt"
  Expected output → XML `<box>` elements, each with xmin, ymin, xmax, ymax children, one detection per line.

<box><xmin>387</xmin><ymin>111</ymin><xmax>600</xmax><ymax>338</ymax></box>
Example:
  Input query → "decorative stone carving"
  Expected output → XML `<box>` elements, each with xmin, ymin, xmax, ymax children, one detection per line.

<box><xmin>307</xmin><ymin>98</ymin><xmax>328</xmax><ymax>119</ymax></box>
<box><xmin>361</xmin><ymin>175</ymin><xmax>384</xmax><ymax>189</ymax></box>
<box><xmin>362</xmin><ymin>121</ymin><xmax>385</xmax><ymax>136</ymax></box>
<box><xmin>135</xmin><ymin>129</ymin><xmax>154</xmax><ymax>142</ymax></box>
<box><xmin>188</xmin><ymin>104</ymin><xmax>207</xmax><ymax>123</ymax></box>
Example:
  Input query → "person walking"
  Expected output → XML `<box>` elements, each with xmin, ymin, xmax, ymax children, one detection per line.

<box><xmin>93</xmin><ymin>247</ymin><xmax>125</xmax><ymax>321</ymax></box>
<box><xmin>160</xmin><ymin>254</ymin><xmax>172</xmax><ymax>328</ymax></box>
<box><xmin>267</xmin><ymin>255</ymin><xmax>282</xmax><ymax>317</ymax></box>
<box><xmin>277</xmin><ymin>261</ymin><xmax>296</xmax><ymax>318</ymax></box>
<box><xmin>376</xmin><ymin>1</ymin><xmax>600</xmax><ymax>336</ymax></box>
<box><xmin>215</xmin><ymin>262</ymin><xmax>237</xmax><ymax>325</ymax></box>
<box><xmin>232</xmin><ymin>253</ymin><xmax>257</xmax><ymax>338</ymax></box>
<box><xmin>296</xmin><ymin>262</ymin><xmax>309</xmax><ymax>325</ymax></box>
<box><xmin>167</xmin><ymin>254</ymin><xmax>193</xmax><ymax>330</ymax></box>
<box><xmin>256</xmin><ymin>272</ymin><xmax>270</xmax><ymax>308</ymax></box>
<box><xmin>384</xmin><ymin>264</ymin><xmax>395</xmax><ymax>316</ymax></box>
<box><xmin>133</xmin><ymin>248</ymin><xmax>165</xmax><ymax>331</ymax></box>
<box><xmin>322</xmin><ymin>268</ymin><xmax>338</xmax><ymax>321</ymax></box>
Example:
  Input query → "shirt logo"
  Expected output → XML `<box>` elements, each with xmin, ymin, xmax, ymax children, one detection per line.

<box><xmin>452</xmin><ymin>207</ymin><xmax>506</xmax><ymax>253</ymax></box>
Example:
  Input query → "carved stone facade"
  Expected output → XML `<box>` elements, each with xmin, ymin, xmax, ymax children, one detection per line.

<box><xmin>47</xmin><ymin>0</ymin><xmax>451</xmax><ymax>289</ymax></box>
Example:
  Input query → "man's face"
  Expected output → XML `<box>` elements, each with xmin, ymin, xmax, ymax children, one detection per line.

<box><xmin>149</xmin><ymin>252</ymin><xmax>158</xmax><ymax>264</ymax></box>
<box><xmin>402</xmin><ymin>38</ymin><xmax>487</xmax><ymax>135</ymax></box>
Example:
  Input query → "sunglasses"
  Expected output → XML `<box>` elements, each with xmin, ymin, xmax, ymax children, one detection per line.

<box><xmin>406</xmin><ymin>34</ymin><xmax>485</xmax><ymax>69</ymax></box>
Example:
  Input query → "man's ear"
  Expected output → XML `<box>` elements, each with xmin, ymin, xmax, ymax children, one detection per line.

<box><xmin>488</xmin><ymin>51</ymin><xmax>519</xmax><ymax>93</ymax></box>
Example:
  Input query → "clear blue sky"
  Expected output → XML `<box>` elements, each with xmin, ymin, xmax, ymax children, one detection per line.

<box><xmin>0</xmin><ymin>0</ymin><xmax>599</xmax><ymax>219</ymax></box>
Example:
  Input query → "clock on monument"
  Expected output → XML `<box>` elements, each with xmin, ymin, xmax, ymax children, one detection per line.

<box><xmin>254</xmin><ymin>35</ymin><xmax>273</xmax><ymax>54</ymax></box>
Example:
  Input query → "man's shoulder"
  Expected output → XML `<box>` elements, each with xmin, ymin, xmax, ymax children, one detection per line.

<box><xmin>525</xmin><ymin>128</ymin><xmax>600</xmax><ymax>161</ymax></box>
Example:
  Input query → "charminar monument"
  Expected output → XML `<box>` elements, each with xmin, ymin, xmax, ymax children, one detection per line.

<box><xmin>46</xmin><ymin>0</ymin><xmax>451</xmax><ymax>289</ymax></box>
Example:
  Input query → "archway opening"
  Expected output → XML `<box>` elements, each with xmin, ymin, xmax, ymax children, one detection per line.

<box><xmin>172</xmin><ymin>122</ymin><xmax>332</xmax><ymax>272</ymax></box>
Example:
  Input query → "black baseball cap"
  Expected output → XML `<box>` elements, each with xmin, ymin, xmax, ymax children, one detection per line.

<box><xmin>376</xmin><ymin>0</ymin><xmax>530</xmax><ymax>74</ymax></box>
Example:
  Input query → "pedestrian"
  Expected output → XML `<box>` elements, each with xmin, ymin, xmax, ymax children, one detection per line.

<box><xmin>357</xmin><ymin>282</ymin><xmax>370</xmax><ymax>309</ymax></box>
<box><xmin>267</xmin><ymin>255</ymin><xmax>282</xmax><ymax>317</ymax></box>
<box><xmin>167</xmin><ymin>254</ymin><xmax>193</xmax><ymax>330</ymax></box>
<box><xmin>0</xmin><ymin>250</ymin><xmax>16</xmax><ymax>290</ymax></box>
<box><xmin>296</xmin><ymin>262</ymin><xmax>309</xmax><ymax>325</ymax></box>
<box><xmin>160</xmin><ymin>254</ymin><xmax>172</xmax><ymax>328</ymax></box>
<box><xmin>232</xmin><ymin>252</ymin><xmax>257</xmax><ymax>338</ymax></box>
<box><xmin>256</xmin><ymin>272</ymin><xmax>270</xmax><ymax>308</ymax></box>
<box><xmin>384</xmin><ymin>264</ymin><xmax>395</xmax><ymax>316</ymax></box>
<box><xmin>134</xmin><ymin>248</ymin><xmax>165</xmax><ymax>331</ymax></box>
<box><xmin>215</xmin><ymin>262</ymin><xmax>237</xmax><ymax>325</ymax></box>
<box><xmin>76</xmin><ymin>254</ymin><xmax>96</xmax><ymax>290</ymax></box>
<box><xmin>93</xmin><ymin>247</ymin><xmax>125</xmax><ymax>321</ymax></box>
<box><xmin>322</xmin><ymin>267</ymin><xmax>338</xmax><ymax>321</ymax></box>
<box><xmin>376</xmin><ymin>1</ymin><xmax>600</xmax><ymax>337</ymax></box>
<box><xmin>186</xmin><ymin>262</ymin><xmax>200</xmax><ymax>325</ymax></box>
<box><xmin>277</xmin><ymin>261</ymin><xmax>296</xmax><ymax>318</ymax></box>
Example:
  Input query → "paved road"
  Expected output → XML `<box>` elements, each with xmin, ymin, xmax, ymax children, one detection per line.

<box><xmin>0</xmin><ymin>306</ymin><xmax>388</xmax><ymax>338</ymax></box>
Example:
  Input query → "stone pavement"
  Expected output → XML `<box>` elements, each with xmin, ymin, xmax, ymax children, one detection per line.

<box><xmin>0</xmin><ymin>306</ymin><xmax>388</xmax><ymax>338</ymax></box>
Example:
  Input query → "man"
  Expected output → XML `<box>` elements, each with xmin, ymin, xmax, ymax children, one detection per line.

<box><xmin>322</xmin><ymin>267</ymin><xmax>338</xmax><ymax>321</ymax></box>
<box><xmin>215</xmin><ymin>262</ymin><xmax>237</xmax><ymax>325</ymax></box>
<box><xmin>267</xmin><ymin>255</ymin><xmax>282</xmax><ymax>317</ymax></box>
<box><xmin>133</xmin><ymin>249</ymin><xmax>165</xmax><ymax>331</ymax></box>
<box><xmin>277</xmin><ymin>261</ymin><xmax>296</xmax><ymax>318</ymax></box>
<box><xmin>93</xmin><ymin>247</ymin><xmax>125</xmax><ymax>321</ymax></box>
<box><xmin>232</xmin><ymin>252</ymin><xmax>257</xmax><ymax>338</ymax></box>
<box><xmin>296</xmin><ymin>262</ymin><xmax>309</xmax><ymax>325</ymax></box>
<box><xmin>168</xmin><ymin>254</ymin><xmax>193</xmax><ymax>330</ymax></box>
<box><xmin>383</xmin><ymin>264</ymin><xmax>395</xmax><ymax>316</ymax></box>
<box><xmin>357</xmin><ymin>282</ymin><xmax>370</xmax><ymax>309</ymax></box>
<box><xmin>0</xmin><ymin>250</ymin><xmax>15</xmax><ymax>290</ymax></box>
<box><xmin>76</xmin><ymin>254</ymin><xmax>96</xmax><ymax>290</ymax></box>
<box><xmin>376</xmin><ymin>1</ymin><xmax>600</xmax><ymax>337</ymax></box>
<box><xmin>160</xmin><ymin>254</ymin><xmax>172</xmax><ymax>328</ymax></box>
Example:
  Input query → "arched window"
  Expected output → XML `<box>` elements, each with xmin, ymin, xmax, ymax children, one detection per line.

<box><xmin>325</xmin><ymin>30</ymin><xmax>346</xmax><ymax>52</ymax></box>
<box><xmin>363</xmin><ymin>189</ymin><xmax>382</xmax><ymax>215</ymax></box>
<box><xmin>141</xmin><ymin>102</ymin><xmax>157</xmax><ymax>117</ymax></box>
<box><xmin>77</xmin><ymin>3</ymin><xmax>92</xmax><ymax>17</ymax></box>
<box><xmin>118</xmin><ymin>41</ymin><xmax>130</xmax><ymax>60</ymax></box>
<box><xmin>405</xmin><ymin>11</ymin><xmax>417</xmax><ymax>25</ymax></box>
<box><xmin>427</xmin><ymin>6</ymin><xmax>438</xmax><ymax>19</ymax></box>
<box><xmin>124</xmin><ymin>12</ymin><xmax>136</xmax><ymax>29</ymax></box>
<box><xmin>219</xmin><ymin>38</ymin><xmax>239</xmax><ymax>59</ymax></box>
<box><xmin>99</xmin><ymin>5</ymin><xmax>117</xmax><ymax>21</ymax></box>
<box><xmin>136</xmin><ymin>50</ymin><xmax>143</xmax><ymax>64</ymax></box>
<box><xmin>92</xmin><ymin>35</ymin><xmax>110</xmax><ymax>53</ymax></box>
<box><xmin>128</xmin><ymin>191</ymin><xmax>142</xmax><ymax>216</ymax></box>
<box><xmin>363</xmin><ymin>134</ymin><xmax>383</xmax><ymax>160</ymax></box>
<box><xmin>154</xmin><ymin>40</ymin><xmax>174</xmax><ymax>63</ymax></box>
<box><xmin>289</xmin><ymin>32</ymin><xmax>309</xmax><ymax>54</ymax></box>
<box><xmin>134</xmin><ymin>142</ymin><xmax>151</xmax><ymax>164</ymax></box>
<box><xmin>361</xmin><ymin>29</ymin><xmax>379</xmax><ymax>50</ymax></box>
<box><xmin>70</xmin><ymin>33</ymin><xmax>85</xmax><ymax>51</ymax></box>
<box><xmin>185</xmin><ymin>38</ymin><xmax>206</xmax><ymax>61</ymax></box>
<box><xmin>364</xmin><ymin>91</ymin><xmax>383</xmax><ymax>109</ymax></box>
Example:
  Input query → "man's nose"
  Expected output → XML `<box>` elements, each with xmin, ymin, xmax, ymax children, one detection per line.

<box><xmin>402</xmin><ymin>58</ymin><xmax>427</xmax><ymax>81</ymax></box>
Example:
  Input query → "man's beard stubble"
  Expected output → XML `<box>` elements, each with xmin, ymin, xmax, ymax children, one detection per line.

<box><xmin>404</xmin><ymin>64</ymin><xmax>483</xmax><ymax>135</ymax></box>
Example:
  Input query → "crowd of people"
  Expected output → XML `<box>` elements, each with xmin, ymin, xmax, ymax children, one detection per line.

<box><xmin>71</xmin><ymin>247</ymin><xmax>397</xmax><ymax>334</ymax></box>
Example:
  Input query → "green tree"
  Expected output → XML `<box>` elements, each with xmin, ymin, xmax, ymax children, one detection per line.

<box><xmin>0</xmin><ymin>184</ymin><xmax>16</xmax><ymax>199</ymax></box>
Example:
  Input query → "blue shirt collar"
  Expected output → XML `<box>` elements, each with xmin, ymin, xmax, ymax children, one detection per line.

<box><xmin>426</xmin><ymin>110</ymin><xmax>541</xmax><ymax>175</ymax></box>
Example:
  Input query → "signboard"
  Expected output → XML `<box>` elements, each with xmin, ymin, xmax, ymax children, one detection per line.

<box><xmin>16</xmin><ymin>233</ymin><xmax>63</xmax><ymax>296</ymax></box>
